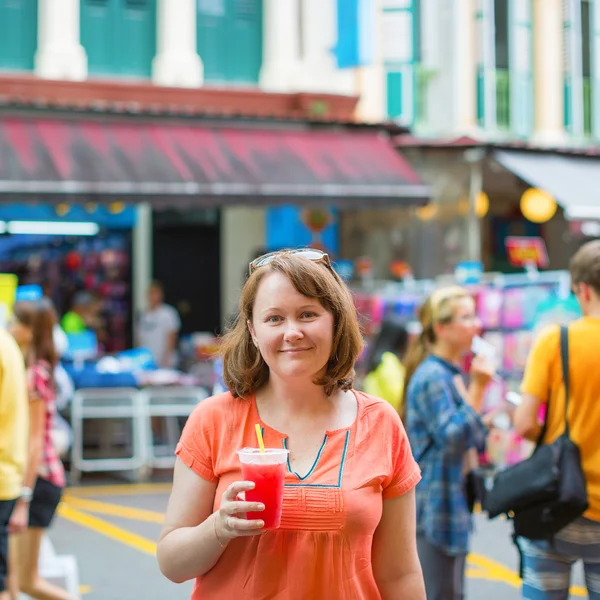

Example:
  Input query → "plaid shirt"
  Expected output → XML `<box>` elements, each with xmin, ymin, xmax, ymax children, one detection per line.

<box><xmin>27</xmin><ymin>361</ymin><xmax>66</xmax><ymax>489</ymax></box>
<box><xmin>405</xmin><ymin>355</ymin><xmax>487</xmax><ymax>556</ymax></box>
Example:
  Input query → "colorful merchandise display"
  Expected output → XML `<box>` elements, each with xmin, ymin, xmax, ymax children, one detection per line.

<box><xmin>352</xmin><ymin>270</ymin><xmax>580</xmax><ymax>468</ymax></box>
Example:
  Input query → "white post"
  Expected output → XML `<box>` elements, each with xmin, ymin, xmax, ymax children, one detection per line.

<box><xmin>34</xmin><ymin>0</ymin><xmax>87</xmax><ymax>80</ymax></box>
<box><xmin>132</xmin><ymin>204</ymin><xmax>153</xmax><ymax>345</ymax></box>
<box><xmin>153</xmin><ymin>0</ymin><xmax>203</xmax><ymax>87</ymax></box>
<box><xmin>453</xmin><ymin>0</ymin><xmax>478</xmax><ymax>132</ymax></box>
<box><xmin>260</xmin><ymin>0</ymin><xmax>300</xmax><ymax>91</ymax></box>
<box><xmin>532</xmin><ymin>0</ymin><xmax>566</xmax><ymax>145</ymax></box>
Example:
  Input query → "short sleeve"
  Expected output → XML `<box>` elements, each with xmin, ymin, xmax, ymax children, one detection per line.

<box><xmin>27</xmin><ymin>364</ymin><xmax>51</xmax><ymax>403</ymax></box>
<box><xmin>166</xmin><ymin>306</ymin><xmax>181</xmax><ymax>332</ymax></box>
<box><xmin>521</xmin><ymin>325</ymin><xmax>560</xmax><ymax>401</ymax></box>
<box><xmin>175</xmin><ymin>400</ymin><xmax>219</xmax><ymax>483</ymax></box>
<box><xmin>381</xmin><ymin>405</ymin><xmax>421</xmax><ymax>500</ymax></box>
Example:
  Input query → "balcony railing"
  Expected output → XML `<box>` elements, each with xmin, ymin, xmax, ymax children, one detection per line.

<box><xmin>495</xmin><ymin>69</ymin><xmax>510</xmax><ymax>131</ymax></box>
<box><xmin>414</xmin><ymin>65</ymin><xmax>437</xmax><ymax>126</ymax></box>
<box><xmin>584</xmin><ymin>77</ymin><xmax>592</xmax><ymax>136</ymax></box>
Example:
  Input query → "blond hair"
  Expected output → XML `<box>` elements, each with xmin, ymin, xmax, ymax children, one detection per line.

<box><xmin>400</xmin><ymin>286</ymin><xmax>470</xmax><ymax>418</ymax></box>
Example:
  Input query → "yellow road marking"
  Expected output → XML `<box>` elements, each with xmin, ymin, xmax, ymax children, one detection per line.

<box><xmin>57</xmin><ymin>504</ymin><xmax>157</xmax><ymax>556</ymax></box>
<box><xmin>62</xmin><ymin>496</ymin><xmax>165</xmax><ymax>524</ymax></box>
<box><xmin>60</xmin><ymin>483</ymin><xmax>589</xmax><ymax>597</ymax></box>
<box><xmin>468</xmin><ymin>553</ymin><xmax>587</xmax><ymax>596</ymax></box>
<box><xmin>64</xmin><ymin>483</ymin><xmax>172</xmax><ymax>498</ymax></box>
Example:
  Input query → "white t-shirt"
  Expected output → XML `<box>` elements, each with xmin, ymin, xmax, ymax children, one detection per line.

<box><xmin>139</xmin><ymin>304</ymin><xmax>181</xmax><ymax>368</ymax></box>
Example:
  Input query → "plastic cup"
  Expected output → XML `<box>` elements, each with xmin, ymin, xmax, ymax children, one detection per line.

<box><xmin>237</xmin><ymin>448</ymin><xmax>289</xmax><ymax>529</ymax></box>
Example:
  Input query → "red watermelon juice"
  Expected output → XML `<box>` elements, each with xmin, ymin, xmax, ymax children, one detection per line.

<box><xmin>237</xmin><ymin>448</ymin><xmax>289</xmax><ymax>529</ymax></box>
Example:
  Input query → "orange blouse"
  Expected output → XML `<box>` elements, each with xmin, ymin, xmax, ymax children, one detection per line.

<box><xmin>175</xmin><ymin>390</ymin><xmax>421</xmax><ymax>600</ymax></box>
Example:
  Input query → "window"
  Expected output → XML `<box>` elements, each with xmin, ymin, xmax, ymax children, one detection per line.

<box><xmin>582</xmin><ymin>0</ymin><xmax>592</xmax><ymax>135</ymax></box>
<box><xmin>383</xmin><ymin>0</ymin><xmax>419</xmax><ymax>124</ymax></box>
<box><xmin>0</xmin><ymin>0</ymin><xmax>37</xmax><ymax>71</ymax></box>
<box><xmin>477</xmin><ymin>0</ymin><xmax>532</xmax><ymax>136</ymax></box>
<box><xmin>197</xmin><ymin>0</ymin><xmax>262</xmax><ymax>84</ymax></box>
<box><xmin>81</xmin><ymin>0</ymin><xmax>157</xmax><ymax>78</ymax></box>
<box><xmin>494</xmin><ymin>0</ymin><xmax>510</xmax><ymax>129</ymax></box>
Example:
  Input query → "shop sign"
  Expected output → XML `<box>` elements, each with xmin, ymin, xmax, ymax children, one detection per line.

<box><xmin>505</xmin><ymin>236</ymin><xmax>549</xmax><ymax>268</ymax></box>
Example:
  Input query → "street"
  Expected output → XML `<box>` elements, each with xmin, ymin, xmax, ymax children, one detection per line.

<box><xmin>45</xmin><ymin>479</ymin><xmax>588</xmax><ymax>600</ymax></box>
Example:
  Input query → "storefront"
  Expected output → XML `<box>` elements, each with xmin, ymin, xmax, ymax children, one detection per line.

<box><xmin>0</xmin><ymin>77</ymin><xmax>430</xmax><ymax>344</ymax></box>
<box><xmin>341</xmin><ymin>136</ymin><xmax>600</xmax><ymax>281</ymax></box>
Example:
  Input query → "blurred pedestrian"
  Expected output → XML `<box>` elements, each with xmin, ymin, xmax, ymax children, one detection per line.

<box><xmin>137</xmin><ymin>281</ymin><xmax>181</xmax><ymax>369</ymax></box>
<box><xmin>513</xmin><ymin>240</ymin><xmax>600</xmax><ymax>600</ymax></box>
<box><xmin>404</xmin><ymin>286</ymin><xmax>493</xmax><ymax>600</ymax></box>
<box><xmin>157</xmin><ymin>248</ymin><xmax>425</xmax><ymax>599</ymax></box>
<box><xmin>7</xmin><ymin>299</ymin><xmax>76</xmax><ymax>600</ymax></box>
<box><xmin>0</xmin><ymin>324</ymin><xmax>29</xmax><ymax>600</ymax></box>
<box><xmin>362</xmin><ymin>318</ymin><xmax>409</xmax><ymax>412</ymax></box>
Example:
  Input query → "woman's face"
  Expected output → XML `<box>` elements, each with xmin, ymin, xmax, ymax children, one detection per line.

<box><xmin>436</xmin><ymin>296</ymin><xmax>481</xmax><ymax>353</ymax></box>
<box><xmin>248</xmin><ymin>271</ymin><xmax>334</xmax><ymax>382</ymax></box>
<box><xmin>8</xmin><ymin>316</ymin><xmax>32</xmax><ymax>351</ymax></box>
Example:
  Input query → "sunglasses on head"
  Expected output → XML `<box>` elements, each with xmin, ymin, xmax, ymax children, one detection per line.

<box><xmin>249</xmin><ymin>248</ymin><xmax>332</xmax><ymax>275</ymax></box>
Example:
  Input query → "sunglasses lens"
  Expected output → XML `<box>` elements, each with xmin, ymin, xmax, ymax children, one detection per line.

<box><xmin>294</xmin><ymin>249</ymin><xmax>326</xmax><ymax>261</ymax></box>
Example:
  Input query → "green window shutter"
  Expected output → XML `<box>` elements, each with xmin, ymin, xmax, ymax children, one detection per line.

<box><xmin>82</xmin><ymin>0</ymin><xmax>156</xmax><ymax>77</ymax></box>
<box><xmin>563</xmin><ymin>0</ymin><xmax>584</xmax><ymax>135</ymax></box>
<box><xmin>383</xmin><ymin>0</ymin><xmax>415</xmax><ymax>124</ymax></box>
<box><xmin>509</xmin><ymin>0</ymin><xmax>532</xmax><ymax>137</ymax></box>
<box><xmin>591</xmin><ymin>0</ymin><xmax>600</xmax><ymax>139</ymax></box>
<box><xmin>117</xmin><ymin>0</ymin><xmax>156</xmax><ymax>77</ymax></box>
<box><xmin>198</xmin><ymin>0</ymin><xmax>262</xmax><ymax>84</ymax></box>
<box><xmin>0</xmin><ymin>0</ymin><xmax>38</xmax><ymax>71</ymax></box>
<box><xmin>476</xmin><ymin>0</ymin><xmax>497</xmax><ymax>130</ymax></box>
<box><xmin>386</xmin><ymin>71</ymin><xmax>403</xmax><ymax>118</ymax></box>
<box><xmin>81</xmin><ymin>0</ymin><xmax>113</xmax><ymax>75</ymax></box>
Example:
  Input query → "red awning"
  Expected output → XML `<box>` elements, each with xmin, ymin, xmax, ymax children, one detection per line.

<box><xmin>0</xmin><ymin>116</ymin><xmax>429</xmax><ymax>208</ymax></box>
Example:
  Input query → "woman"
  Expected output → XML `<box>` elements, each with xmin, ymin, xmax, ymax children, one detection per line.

<box><xmin>7</xmin><ymin>299</ymin><xmax>76</xmax><ymax>600</ymax></box>
<box><xmin>404</xmin><ymin>286</ymin><xmax>494</xmax><ymax>600</ymax></box>
<box><xmin>158</xmin><ymin>248</ymin><xmax>425</xmax><ymax>599</ymax></box>
<box><xmin>362</xmin><ymin>318</ymin><xmax>409</xmax><ymax>412</ymax></box>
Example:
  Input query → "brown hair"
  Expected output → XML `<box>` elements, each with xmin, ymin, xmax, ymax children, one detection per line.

<box><xmin>13</xmin><ymin>298</ymin><xmax>58</xmax><ymax>372</ymax></box>
<box><xmin>400</xmin><ymin>286</ymin><xmax>470</xmax><ymax>419</ymax></box>
<box><xmin>570</xmin><ymin>240</ymin><xmax>600</xmax><ymax>295</ymax></box>
<box><xmin>220</xmin><ymin>253</ymin><xmax>364</xmax><ymax>398</ymax></box>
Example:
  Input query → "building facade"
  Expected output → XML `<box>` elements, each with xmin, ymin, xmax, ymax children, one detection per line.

<box><xmin>0</xmin><ymin>0</ymin><xmax>430</xmax><ymax>329</ymax></box>
<box><xmin>341</xmin><ymin>0</ymin><xmax>600</xmax><ymax>280</ymax></box>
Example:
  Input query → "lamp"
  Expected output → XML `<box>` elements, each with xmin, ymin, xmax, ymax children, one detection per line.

<box><xmin>520</xmin><ymin>188</ymin><xmax>557</xmax><ymax>223</ymax></box>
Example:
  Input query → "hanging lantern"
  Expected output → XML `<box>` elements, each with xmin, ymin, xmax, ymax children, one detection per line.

<box><xmin>109</xmin><ymin>201</ymin><xmax>125</xmax><ymax>215</ymax></box>
<box><xmin>457</xmin><ymin>191</ymin><xmax>489</xmax><ymax>217</ymax></box>
<box><xmin>55</xmin><ymin>203</ymin><xmax>70</xmax><ymax>217</ymax></box>
<box><xmin>475</xmin><ymin>191</ymin><xmax>489</xmax><ymax>218</ymax></box>
<box><xmin>416</xmin><ymin>203</ymin><xmax>438</xmax><ymax>221</ymax></box>
<box><xmin>520</xmin><ymin>188</ymin><xmax>557</xmax><ymax>223</ymax></box>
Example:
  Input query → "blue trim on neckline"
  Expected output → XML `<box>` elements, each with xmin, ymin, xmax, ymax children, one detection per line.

<box><xmin>284</xmin><ymin>434</ymin><xmax>328</xmax><ymax>481</ymax></box>
<box><xmin>283</xmin><ymin>430</ymin><xmax>350</xmax><ymax>489</ymax></box>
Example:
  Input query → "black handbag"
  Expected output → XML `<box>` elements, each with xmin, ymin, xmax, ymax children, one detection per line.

<box><xmin>483</xmin><ymin>326</ymin><xmax>588</xmax><ymax>540</ymax></box>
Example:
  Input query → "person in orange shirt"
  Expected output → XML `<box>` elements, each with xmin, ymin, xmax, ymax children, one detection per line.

<box><xmin>514</xmin><ymin>240</ymin><xmax>600</xmax><ymax>600</ymax></box>
<box><xmin>157</xmin><ymin>248</ymin><xmax>425</xmax><ymax>600</ymax></box>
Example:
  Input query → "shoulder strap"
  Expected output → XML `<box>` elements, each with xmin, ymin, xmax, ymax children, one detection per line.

<box><xmin>560</xmin><ymin>324</ymin><xmax>571</xmax><ymax>437</ymax></box>
<box><xmin>535</xmin><ymin>325</ymin><xmax>569</xmax><ymax>448</ymax></box>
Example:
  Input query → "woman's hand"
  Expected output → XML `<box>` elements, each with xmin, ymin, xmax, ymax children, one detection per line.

<box><xmin>470</xmin><ymin>354</ymin><xmax>496</xmax><ymax>389</ymax></box>
<box><xmin>8</xmin><ymin>501</ymin><xmax>29</xmax><ymax>534</ymax></box>
<box><xmin>214</xmin><ymin>481</ymin><xmax>266</xmax><ymax>544</ymax></box>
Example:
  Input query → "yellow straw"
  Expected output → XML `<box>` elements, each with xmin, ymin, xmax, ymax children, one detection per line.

<box><xmin>255</xmin><ymin>424</ymin><xmax>265</xmax><ymax>452</ymax></box>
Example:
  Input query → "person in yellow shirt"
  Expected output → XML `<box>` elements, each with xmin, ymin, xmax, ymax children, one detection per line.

<box><xmin>363</xmin><ymin>319</ymin><xmax>409</xmax><ymax>412</ymax></box>
<box><xmin>0</xmin><ymin>327</ymin><xmax>29</xmax><ymax>600</ymax></box>
<box><xmin>514</xmin><ymin>239</ymin><xmax>600</xmax><ymax>600</ymax></box>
